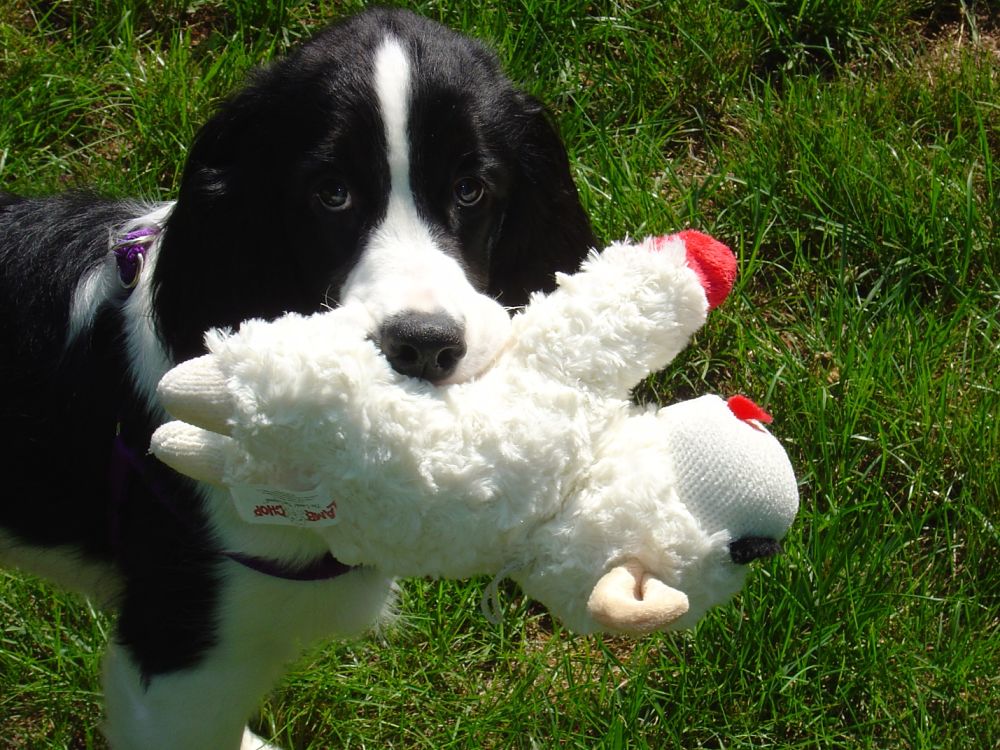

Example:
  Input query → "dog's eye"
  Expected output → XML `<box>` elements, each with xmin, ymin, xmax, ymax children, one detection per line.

<box><xmin>454</xmin><ymin>177</ymin><xmax>485</xmax><ymax>207</ymax></box>
<box><xmin>316</xmin><ymin>182</ymin><xmax>352</xmax><ymax>212</ymax></box>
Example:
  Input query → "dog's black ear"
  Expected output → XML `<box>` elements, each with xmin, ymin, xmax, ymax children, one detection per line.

<box><xmin>488</xmin><ymin>95</ymin><xmax>598</xmax><ymax>307</ymax></box>
<box><xmin>152</xmin><ymin>75</ymin><xmax>324</xmax><ymax>362</ymax></box>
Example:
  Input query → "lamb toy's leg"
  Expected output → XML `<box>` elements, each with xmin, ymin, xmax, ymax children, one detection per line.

<box><xmin>504</xmin><ymin>231</ymin><xmax>735</xmax><ymax>399</ymax></box>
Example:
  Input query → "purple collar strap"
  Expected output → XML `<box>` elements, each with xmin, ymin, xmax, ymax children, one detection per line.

<box><xmin>113</xmin><ymin>227</ymin><xmax>159</xmax><ymax>289</ymax></box>
<box><xmin>110</xmin><ymin>433</ymin><xmax>355</xmax><ymax>583</ymax></box>
<box><xmin>224</xmin><ymin>550</ymin><xmax>355</xmax><ymax>581</ymax></box>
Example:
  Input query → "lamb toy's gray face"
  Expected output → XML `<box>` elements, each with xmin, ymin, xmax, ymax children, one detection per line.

<box><xmin>512</xmin><ymin>394</ymin><xmax>799</xmax><ymax>635</ymax></box>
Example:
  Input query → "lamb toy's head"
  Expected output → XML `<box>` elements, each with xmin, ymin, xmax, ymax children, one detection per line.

<box><xmin>515</xmin><ymin>392</ymin><xmax>799</xmax><ymax>633</ymax></box>
<box><xmin>152</xmin><ymin>231</ymin><xmax>799</xmax><ymax>635</ymax></box>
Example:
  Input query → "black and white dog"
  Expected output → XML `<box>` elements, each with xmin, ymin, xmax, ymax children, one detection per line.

<box><xmin>0</xmin><ymin>8</ymin><xmax>596</xmax><ymax>749</ymax></box>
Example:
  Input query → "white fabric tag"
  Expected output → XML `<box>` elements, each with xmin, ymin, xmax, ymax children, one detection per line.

<box><xmin>229</xmin><ymin>484</ymin><xmax>340</xmax><ymax>527</ymax></box>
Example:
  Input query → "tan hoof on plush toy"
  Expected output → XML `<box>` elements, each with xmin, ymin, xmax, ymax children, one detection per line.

<box><xmin>157</xmin><ymin>354</ymin><xmax>235</xmax><ymax>435</ymax></box>
<box><xmin>587</xmin><ymin>561</ymin><xmax>689</xmax><ymax>634</ymax></box>
<box><xmin>151</xmin><ymin>421</ymin><xmax>232</xmax><ymax>486</ymax></box>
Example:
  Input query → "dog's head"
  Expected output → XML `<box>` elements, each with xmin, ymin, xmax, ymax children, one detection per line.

<box><xmin>153</xmin><ymin>8</ymin><xmax>596</xmax><ymax>382</ymax></box>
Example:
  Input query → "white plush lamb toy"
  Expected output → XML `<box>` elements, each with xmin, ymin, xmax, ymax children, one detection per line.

<box><xmin>151</xmin><ymin>231</ymin><xmax>799</xmax><ymax>634</ymax></box>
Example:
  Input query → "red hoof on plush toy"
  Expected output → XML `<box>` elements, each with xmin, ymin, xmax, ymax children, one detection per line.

<box><xmin>678</xmin><ymin>230</ymin><xmax>736</xmax><ymax>310</ymax></box>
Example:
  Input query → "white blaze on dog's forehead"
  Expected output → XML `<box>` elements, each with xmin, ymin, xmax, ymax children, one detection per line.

<box><xmin>374</xmin><ymin>37</ymin><xmax>412</xmax><ymax>199</ymax></box>
<box><xmin>336</xmin><ymin>36</ymin><xmax>512</xmax><ymax>384</ymax></box>
<box><xmin>341</xmin><ymin>36</ymin><xmax>468</xmax><ymax>315</ymax></box>
<box><xmin>370</xmin><ymin>37</ymin><xmax>441</xmax><ymax>277</ymax></box>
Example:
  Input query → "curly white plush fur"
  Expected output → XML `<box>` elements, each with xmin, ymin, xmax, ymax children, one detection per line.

<box><xmin>152</xmin><ymin>231</ymin><xmax>798</xmax><ymax>634</ymax></box>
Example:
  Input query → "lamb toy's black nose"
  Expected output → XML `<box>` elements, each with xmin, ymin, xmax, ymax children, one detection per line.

<box><xmin>379</xmin><ymin>311</ymin><xmax>467</xmax><ymax>383</ymax></box>
<box><xmin>729</xmin><ymin>536</ymin><xmax>783</xmax><ymax>565</ymax></box>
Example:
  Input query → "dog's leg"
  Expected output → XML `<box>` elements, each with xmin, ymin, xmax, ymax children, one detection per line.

<box><xmin>101</xmin><ymin>642</ymin><xmax>270</xmax><ymax>749</ymax></box>
<box><xmin>242</xmin><ymin>726</ymin><xmax>284</xmax><ymax>750</ymax></box>
<box><xmin>102</xmin><ymin>565</ymin><xmax>395</xmax><ymax>750</ymax></box>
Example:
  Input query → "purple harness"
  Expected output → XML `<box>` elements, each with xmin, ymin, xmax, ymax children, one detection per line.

<box><xmin>110</xmin><ymin>228</ymin><xmax>353</xmax><ymax>582</ymax></box>
<box><xmin>112</xmin><ymin>227</ymin><xmax>158</xmax><ymax>288</ymax></box>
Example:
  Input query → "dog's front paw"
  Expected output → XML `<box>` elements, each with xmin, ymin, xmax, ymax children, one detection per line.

<box><xmin>242</xmin><ymin>726</ymin><xmax>285</xmax><ymax>750</ymax></box>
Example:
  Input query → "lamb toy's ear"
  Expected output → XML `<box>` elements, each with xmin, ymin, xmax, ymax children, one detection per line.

<box><xmin>503</xmin><ymin>230</ymin><xmax>736</xmax><ymax>400</ymax></box>
<box><xmin>587</xmin><ymin>560</ymin><xmax>690</xmax><ymax>634</ymax></box>
<box><xmin>151</xmin><ymin>356</ymin><xmax>237</xmax><ymax>485</ymax></box>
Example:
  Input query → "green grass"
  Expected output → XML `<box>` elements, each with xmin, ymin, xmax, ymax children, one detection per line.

<box><xmin>2</xmin><ymin>0</ymin><xmax>998</xmax><ymax>747</ymax></box>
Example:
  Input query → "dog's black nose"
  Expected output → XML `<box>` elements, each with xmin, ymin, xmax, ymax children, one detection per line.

<box><xmin>729</xmin><ymin>536</ymin><xmax>782</xmax><ymax>565</ymax></box>
<box><xmin>379</xmin><ymin>311</ymin><xmax>467</xmax><ymax>382</ymax></box>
